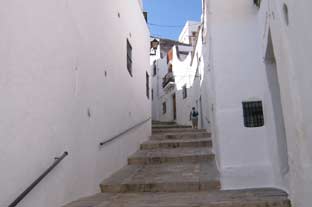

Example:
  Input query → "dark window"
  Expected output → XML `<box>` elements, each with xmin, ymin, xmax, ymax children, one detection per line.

<box><xmin>182</xmin><ymin>85</ymin><xmax>187</xmax><ymax>99</ymax></box>
<box><xmin>283</xmin><ymin>4</ymin><xmax>289</xmax><ymax>25</ymax></box>
<box><xmin>146</xmin><ymin>72</ymin><xmax>150</xmax><ymax>99</ymax></box>
<box><xmin>152</xmin><ymin>89</ymin><xmax>154</xmax><ymax>100</ymax></box>
<box><xmin>153</xmin><ymin>61</ymin><xmax>157</xmax><ymax>76</ymax></box>
<box><xmin>242</xmin><ymin>101</ymin><xmax>264</xmax><ymax>128</ymax></box>
<box><xmin>127</xmin><ymin>39</ymin><xmax>132</xmax><ymax>76</ymax></box>
<box><xmin>254</xmin><ymin>0</ymin><xmax>261</xmax><ymax>8</ymax></box>
<box><xmin>163</xmin><ymin>102</ymin><xmax>166</xmax><ymax>114</ymax></box>
<box><xmin>143</xmin><ymin>11</ymin><xmax>148</xmax><ymax>22</ymax></box>
<box><xmin>168</xmin><ymin>64</ymin><xmax>173</xmax><ymax>73</ymax></box>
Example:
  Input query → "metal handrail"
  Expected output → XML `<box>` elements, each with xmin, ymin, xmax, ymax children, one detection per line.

<box><xmin>8</xmin><ymin>151</ymin><xmax>69</xmax><ymax>207</ymax></box>
<box><xmin>100</xmin><ymin>117</ymin><xmax>151</xmax><ymax>146</ymax></box>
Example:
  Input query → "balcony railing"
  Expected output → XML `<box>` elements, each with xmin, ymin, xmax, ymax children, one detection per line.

<box><xmin>162</xmin><ymin>72</ymin><xmax>175</xmax><ymax>88</ymax></box>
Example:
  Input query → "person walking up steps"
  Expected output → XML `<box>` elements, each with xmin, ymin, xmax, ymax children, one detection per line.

<box><xmin>190</xmin><ymin>107</ymin><xmax>199</xmax><ymax>129</ymax></box>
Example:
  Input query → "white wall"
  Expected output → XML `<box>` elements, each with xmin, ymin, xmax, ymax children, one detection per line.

<box><xmin>151</xmin><ymin>45</ymin><xmax>170</xmax><ymax>122</ymax></box>
<box><xmin>0</xmin><ymin>0</ymin><xmax>150</xmax><ymax>207</ymax></box>
<box><xmin>150</xmin><ymin>40</ymin><xmax>161</xmax><ymax>121</ymax></box>
<box><xmin>179</xmin><ymin>21</ymin><xmax>201</xmax><ymax>44</ymax></box>
<box><xmin>257</xmin><ymin>0</ymin><xmax>312</xmax><ymax>206</ymax></box>
<box><xmin>189</xmin><ymin>24</ymin><xmax>211</xmax><ymax>130</ymax></box>
<box><xmin>137</xmin><ymin>0</ymin><xmax>143</xmax><ymax>10</ymax></box>
<box><xmin>172</xmin><ymin>46</ymin><xmax>194</xmax><ymax>125</ymax></box>
<box><xmin>204</xmin><ymin>0</ymin><xmax>312</xmax><ymax>206</ymax></box>
<box><xmin>206</xmin><ymin>0</ymin><xmax>287</xmax><ymax>189</ymax></box>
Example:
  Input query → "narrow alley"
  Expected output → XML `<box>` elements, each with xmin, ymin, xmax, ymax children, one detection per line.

<box><xmin>1</xmin><ymin>0</ymin><xmax>312</xmax><ymax>207</ymax></box>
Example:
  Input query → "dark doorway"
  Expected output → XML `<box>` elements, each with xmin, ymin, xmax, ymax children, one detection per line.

<box><xmin>199</xmin><ymin>96</ymin><xmax>204</xmax><ymax>128</ymax></box>
<box><xmin>172</xmin><ymin>94</ymin><xmax>176</xmax><ymax>120</ymax></box>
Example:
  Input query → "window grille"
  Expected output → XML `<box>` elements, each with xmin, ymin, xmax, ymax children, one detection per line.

<box><xmin>242</xmin><ymin>101</ymin><xmax>264</xmax><ymax>127</ymax></box>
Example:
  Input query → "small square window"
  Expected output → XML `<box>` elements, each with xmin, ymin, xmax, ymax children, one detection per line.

<box><xmin>162</xmin><ymin>102</ymin><xmax>167</xmax><ymax>114</ymax></box>
<box><xmin>127</xmin><ymin>39</ymin><xmax>133</xmax><ymax>76</ymax></box>
<box><xmin>182</xmin><ymin>85</ymin><xmax>187</xmax><ymax>99</ymax></box>
<box><xmin>242</xmin><ymin>101</ymin><xmax>264</xmax><ymax>128</ymax></box>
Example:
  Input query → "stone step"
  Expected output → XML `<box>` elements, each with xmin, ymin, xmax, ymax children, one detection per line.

<box><xmin>128</xmin><ymin>147</ymin><xmax>214</xmax><ymax>165</ymax></box>
<box><xmin>152</xmin><ymin>121</ymin><xmax>176</xmax><ymax>125</ymax></box>
<box><xmin>152</xmin><ymin>128</ymin><xmax>206</xmax><ymax>134</ymax></box>
<box><xmin>141</xmin><ymin>138</ymin><xmax>212</xmax><ymax>149</ymax></box>
<box><xmin>152</xmin><ymin>125</ymin><xmax>192</xmax><ymax>129</ymax></box>
<box><xmin>63</xmin><ymin>189</ymin><xmax>290</xmax><ymax>207</ymax></box>
<box><xmin>151</xmin><ymin>131</ymin><xmax>211</xmax><ymax>140</ymax></box>
<box><xmin>100</xmin><ymin>161</ymin><xmax>220</xmax><ymax>193</ymax></box>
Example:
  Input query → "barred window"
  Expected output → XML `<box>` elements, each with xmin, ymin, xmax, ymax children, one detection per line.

<box><xmin>242</xmin><ymin>101</ymin><xmax>264</xmax><ymax>128</ymax></box>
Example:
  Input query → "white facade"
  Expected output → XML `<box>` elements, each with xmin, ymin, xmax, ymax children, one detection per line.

<box><xmin>204</xmin><ymin>0</ymin><xmax>285</xmax><ymax>190</ymax></box>
<box><xmin>0</xmin><ymin>1</ymin><xmax>150</xmax><ymax>207</ymax></box>
<box><xmin>150</xmin><ymin>21</ymin><xmax>205</xmax><ymax>126</ymax></box>
<box><xmin>203</xmin><ymin>0</ymin><xmax>312</xmax><ymax>206</ymax></box>
<box><xmin>179</xmin><ymin>21</ymin><xmax>201</xmax><ymax>45</ymax></box>
<box><xmin>203</xmin><ymin>0</ymin><xmax>290</xmax><ymax>191</ymax></box>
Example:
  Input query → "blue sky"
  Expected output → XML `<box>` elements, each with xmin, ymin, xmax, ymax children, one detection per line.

<box><xmin>143</xmin><ymin>0</ymin><xmax>202</xmax><ymax>40</ymax></box>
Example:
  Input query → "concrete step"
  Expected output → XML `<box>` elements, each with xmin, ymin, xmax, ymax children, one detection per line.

<box><xmin>100</xmin><ymin>161</ymin><xmax>220</xmax><ymax>193</ymax></box>
<box><xmin>141</xmin><ymin>138</ymin><xmax>212</xmax><ymax>149</ymax></box>
<box><xmin>128</xmin><ymin>147</ymin><xmax>214</xmax><ymax>165</ymax></box>
<box><xmin>151</xmin><ymin>131</ymin><xmax>211</xmax><ymax>140</ymax></box>
<box><xmin>63</xmin><ymin>189</ymin><xmax>290</xmax><ymax>207</ymax></box>
<box><xmin>152</xmin><ymin>128</ymin><xmax>206</xmax><ymax>134</ymax></box>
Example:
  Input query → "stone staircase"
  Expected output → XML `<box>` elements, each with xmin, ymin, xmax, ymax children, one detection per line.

<box><xmin>63</xmin><ymin>122</ymin><xmax>291</xmax><ymax>207</ymax></box>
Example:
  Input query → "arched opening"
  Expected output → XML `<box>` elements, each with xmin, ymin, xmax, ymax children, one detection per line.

<box><xmin>265</xmin><ymin>30</ymin><xmax>289</xmax><ymax>175</ymax></box>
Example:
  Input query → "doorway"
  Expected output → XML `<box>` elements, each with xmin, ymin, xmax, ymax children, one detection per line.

<box><xmin>265</xmin><ymin>30</ymin><xmax>289</xmax><ymax>174</ymax></box>
<box><xmin>172</xmin><ymin>93</ymin><xmax>176</xmax><ymax>120</ymax></box>
<box><xmin>199</xmin><ymin>96</ymin><xmax>204</xmax><ymax>128</ymax></box>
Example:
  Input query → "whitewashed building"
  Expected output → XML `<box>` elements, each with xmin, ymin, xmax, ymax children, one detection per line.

<box><xmin>202</xmin><ymin>0</ymin><xmax>312</xmax><ymax>207</ymax></box>
<box><xmin>151</xmin><ymin>21</ymin><xmax>208</xmax><ymax>126</ymax></box>
<box><xmin>0</xmin><ymin>0</ymin><xmax>150</xmax><ymax>207</ymax></box>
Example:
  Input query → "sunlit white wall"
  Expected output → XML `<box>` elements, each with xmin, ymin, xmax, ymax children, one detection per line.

<box><xmin>0</xmin><ymin>0</ymin><xmax>150</xmax><ymax>206</ymax></box>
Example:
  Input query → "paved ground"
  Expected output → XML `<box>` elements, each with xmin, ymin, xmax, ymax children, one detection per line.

<box><xmin>100</xmin><ymin>162</ymin><xmax>220</xmax><ymax>193</ymax></box>
<box><xmin>63</xmin><ymin>189</ymin><xmax>290</xmax><ymax>207</ymax></box>
<box><xmin>63</xmin><ymin>122</ymin><xmax>291</xmax><ymax>207</ymax></box>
